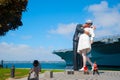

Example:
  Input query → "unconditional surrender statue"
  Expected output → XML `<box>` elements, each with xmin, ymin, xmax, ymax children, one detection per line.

<box><xmin>73</xmin><ymin>20</ymin><xmax>93</xmax><ymax>70</ymax></box>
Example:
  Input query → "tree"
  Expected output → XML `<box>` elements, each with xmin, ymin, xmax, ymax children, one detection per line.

<box><xmin>0</xmin><ymin>0</ymin><xmax>28</xmax><ymax>36</ymax></box>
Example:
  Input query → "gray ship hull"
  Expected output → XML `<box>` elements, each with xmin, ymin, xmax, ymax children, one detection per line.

<box><xmin>53</xmin><ymin>36</ymin><xmax>120</xmax><ymax>67</ymax></box>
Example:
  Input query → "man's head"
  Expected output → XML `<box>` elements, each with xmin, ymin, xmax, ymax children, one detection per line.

<box><xmin>84</xmin><ymin>20</ymin><xmax>93</xmax><ymax>28</ymax></box>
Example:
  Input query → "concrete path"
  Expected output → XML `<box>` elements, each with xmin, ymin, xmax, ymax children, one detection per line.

<box><xmin>8</xmin><ymin>70</ymin><xmax>120</xmax><ymax>80</ymax></box>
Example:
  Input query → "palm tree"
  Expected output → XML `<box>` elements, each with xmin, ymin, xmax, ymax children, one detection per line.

<box><xmin>0</xmin><ymin>0</ymin><xmax>28</xmax><ymax>36</ymax></box>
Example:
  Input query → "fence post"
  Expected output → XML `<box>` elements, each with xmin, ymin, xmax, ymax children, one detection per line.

<box><xmin>11</xmin><ymin>65</ymin><xmax>15</xmax><ymax>78</ymax></box>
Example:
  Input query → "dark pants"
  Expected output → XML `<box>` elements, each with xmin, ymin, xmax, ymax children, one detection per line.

<box><xmin>73</xmin><ymin>41</ymin><xmax>83</xmax><ymax>70</ymax></box>
<box><xmin>93</xmin><ymin>70</ymin><xmax>99</xmax><ymax>75</ymax></box>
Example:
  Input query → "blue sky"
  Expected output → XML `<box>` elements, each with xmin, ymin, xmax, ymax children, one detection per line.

<box><xmin>0</xmin><ymin>0</ymin><xmax>120</xmax><ymax>61</ymax></box>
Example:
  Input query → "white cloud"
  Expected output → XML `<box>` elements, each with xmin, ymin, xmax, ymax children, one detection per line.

<box><xmin>9</xmin><ymin>32</ymin><xmax>32</xmax><ymax>40</ymax></box>
<box><xmin>49</xmin><ymin>23</ymin><xmax>77</xmax><ymax>35</ymax></box>
<box><xmin>0</xmin><ymin>42</ymin><xmax>62</xmax><ymax>61</ymax></box>
<box><xmin>87</xmin><ymin>1</ymin><xmax>120</xmax><ymax>37</ymax></box>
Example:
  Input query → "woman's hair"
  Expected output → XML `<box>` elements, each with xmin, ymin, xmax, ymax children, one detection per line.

<box><xmin>83</xmin><ymin>23</ymin><xmax>91</xmax><ymax>28</ymax></box>
<box><xmin>33</xmin><ymin>60</ymin><xmax>39</xmax><ymax>67</ymax></box>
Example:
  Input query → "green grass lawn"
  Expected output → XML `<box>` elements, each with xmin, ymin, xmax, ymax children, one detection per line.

<box><xmin>0</xmin><ymin>68</ymin><xmax>29</xmax><ymax>80</ymax></box>
<box><xmin>0</xmin><ymin>68</ymin><xmax>64</xmax><ymax>80</ymax></box>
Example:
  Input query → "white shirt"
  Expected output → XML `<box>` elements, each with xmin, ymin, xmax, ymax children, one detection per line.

<box><xmin>84</xmin><ymin>27</ymin><xmax>95</xmax><ymax>41</ymax></box>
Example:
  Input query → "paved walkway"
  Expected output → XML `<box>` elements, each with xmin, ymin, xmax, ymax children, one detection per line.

<box><xmin>8</xmin><ymin>70</ymin><xmax>120</xmax><ymax>80</ymax></box>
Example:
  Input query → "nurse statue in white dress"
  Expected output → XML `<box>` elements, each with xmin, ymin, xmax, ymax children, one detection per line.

<box><xmin>77</xmin><ymin>20</ymin><xmax>96</xmax><ymax>71</ymax></box>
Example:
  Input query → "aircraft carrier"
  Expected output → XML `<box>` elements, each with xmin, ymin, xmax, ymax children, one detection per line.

<box><xmin>53</xmin><ymin>35</ymin><xmax>120</xmax><ymax>67</ymax></box>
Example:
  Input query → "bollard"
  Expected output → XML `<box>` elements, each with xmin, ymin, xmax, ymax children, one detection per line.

<box><xmin>50</xmin><ymin>71</ymin><xmax>53</xmax><ymax>78</ymax></box>
<box><xmin>11</xmin><ymin>65</ymin><xmax>15</xmax><ymax>78</ymax></box>
<box><xmin>44</xmin><ymin>71</ymin><xmax>53</xmax><ymax>78</ymax></box>
<box><xmin>1</xmin><ymin>60</ymin><xmax>3</xmax><ymax>66</ymax></box>
<box><xmin>0</xmin><ymin>60</ymin><xmax>3</xmax><ymax>68</ymax></box>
